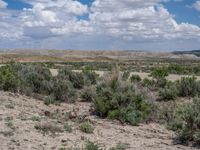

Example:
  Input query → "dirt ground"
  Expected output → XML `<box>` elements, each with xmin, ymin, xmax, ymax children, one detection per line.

<box><xmin>0</xmin><ymin>91</ymin><xmax>197</xmax><ymax>150</ymax></box>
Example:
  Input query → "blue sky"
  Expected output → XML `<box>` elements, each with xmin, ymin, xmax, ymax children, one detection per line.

<box><xmin>164</xmin><ymin>0</ymin><xmax>200</xmax><ymax>26</ymax></box>
<box><xmin>0</xmin><ymin>0</ymin><xmax>200</xmax><ymax>51</ymax></box>
<box><xmin>5</xmin><ymin>0</ymin><xmax>200</xmax><ymax>26</ymax></box>
<box><xmin>5</xmin><ymin>0</ymin><xmax>31</xmax><ymax>9</ymax></box>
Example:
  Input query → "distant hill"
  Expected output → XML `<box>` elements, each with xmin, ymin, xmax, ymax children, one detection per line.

<box><xmin>173</xmin><ymin>50</ymin><xmax>200</xmax><ymax>57</ymax></box>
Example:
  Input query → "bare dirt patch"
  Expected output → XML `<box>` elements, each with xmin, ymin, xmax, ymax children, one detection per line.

<box><xmin>0</xmin><ymin>91</ymin><xmax>196</xmax><ymax>150</ymax></box>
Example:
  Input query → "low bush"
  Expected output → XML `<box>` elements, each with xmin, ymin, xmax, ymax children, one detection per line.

<box><xmin>58</xmin><ymin>68</ymin><xmax>85</xmax><ymax>89</ymax></box>
<box><xmin>35</xmin><ymin>123</ymin><xmax>63</xmax><ymax>134</ymax></box>
<box><xmin>150</xmin><ymin>68</ymin><xmax>168</xmax><ymax>88</ymax></box>
<box><xmin>84</xmin><ymin>141</ymin><xmax>100</xmax><ymax>150</ymax></box>
<box><xmin>44</xmin><ymin>96</ymin><xmax>56</xmax><ymax>105</ymax></box>
<box><xmin>93</xmin><ymin>75</ymin><xmax>152</xmax><ymax>125</ymax></box>
<box><xmin>159</xmin><ymin>83</ymin><xmax>178</xmax><ymax>100</ymax></box>
<box><xmin>18</xmin><ymin>64</ymin><xmax>53</xmax><ymax>95</ymax></box>
<box><xmin>109</xmin><ymin>143</ymin><xmax>129</xmax><ymax>150</ymax></box>
<box><xmin>130</xmin><ymin>74</ymin><xmax>141</xmax><ymax>83</ymax></box>
<box><xmin>81</xmin><ymin>86</ymin><xmax>96</xmax><ymax>102</ymax></box>
<box><xmin>150</xmin><ymin>68</ymin><xmax>168</xmax><ymax>80</ymax></box>
<box><xmin>142</xmin><ymin>78</ymin><xmax>156</xmax><ymax>90</ymax></box>
<box><xmin>83</xmin><ymin>69</ymin><xmax>98</xmax><ymax>85</ymax></box>
<box><xmin>170</xmin><ymin>98</ymin><xmax>200</xmax><ymax>146</ymax></box>
<box><xmin>69</xmin><ymin>72</ymin><xmax>85</xmax><ymax>89</ymax></box>
<box><xmin>122</xmin><ymin>71</ymin><xmax>130</xmax><ymax>81</ymax></box>
<box><xmin>53</xmin><ymin>79</ymin><xmax>76</xmax><ymax>103</ymax></box>
<box><xmin>0</xmin><ymin>65</ymin><xmax>20</xmax><ymax>92</ymax></box>
<box><xmin>176</xmin><ymin>77</ymin><xmax>200</xmax><ymax>97</ymax></box>
<box><xmin>64</xmin><ymin>123</ymin><xmax>72</xmax><ymax>133</ymax></box>
<box><xmin>167</xmin><ymin>64</ymin><xmax>185</xmax><ymax>75</ymax></box>
<box><xmin>79</xmin><ymin>122</ymin><xmax>94</xmax><ymax>134</ymax></box>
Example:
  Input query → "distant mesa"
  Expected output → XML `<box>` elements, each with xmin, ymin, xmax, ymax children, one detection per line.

<box><xmin>173</xmin><ymin>50</ymin><xmax>200</xmax><ymax>57</ymax></box>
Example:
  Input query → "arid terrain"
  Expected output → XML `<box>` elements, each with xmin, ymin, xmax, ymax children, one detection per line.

<box><xmin>0</xmin><ymin>50</ymin><xmax>199</xmax><ymax>63</ymax></box>
<box><xmin>1</xmin><ymin>50</ymin><xmax>200</xmax><ymax>150</ymax></box>
<box><xmin>1</xmin><ymin>0</ymin><xmax>200</xmax><ymax>149</ymax></box>
<box><xmin>0</xmin><ymin>91</ymin><xmax>196</xmax><ymax>150</ymax></box>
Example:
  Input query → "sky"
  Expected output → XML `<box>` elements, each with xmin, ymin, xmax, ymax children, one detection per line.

<box><xmin>0</xmin><ymin>0</ymin><xmax>200</xmax><ymax>51</ymax></box>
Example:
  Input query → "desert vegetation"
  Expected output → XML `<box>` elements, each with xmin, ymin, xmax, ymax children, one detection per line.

<box><xmin>1</xmin><ymin>61</ymin><xmax>200</xmax><ymax>149</ymax></box>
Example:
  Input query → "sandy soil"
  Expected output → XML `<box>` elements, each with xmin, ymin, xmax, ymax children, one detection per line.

<box><xmin>0</xmin><ymin>91</ymin><xmax>197</xmax><ymax>150</ymax></box>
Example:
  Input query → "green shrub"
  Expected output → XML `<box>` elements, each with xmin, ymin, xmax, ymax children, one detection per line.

<box><xmin>58</xmin><ymin>68</ymin><xmax>84</xmax><ymax>89</ymax></box>
<box><xmin>18</xmin><ymin>64</ymin><xmax>53</xmax><ymax>95</ymax></box>
<box><xmin>167</xmin><ymin>64</ymin><xmax>185</xmax><ymax>75</ymax></box>
<box><xmin>122</xmin><ymin>71</ymin><xmax>130</xmax><ymax>81</ymax></box>
<box><xmin>84</xmin><ymin>141</ymin><xmax>100</xmax><ymax>150</ymax></box>
<box><xmin>142</xmin><ymin>78</ymin><xmax>156</xmax><ymax>89</ymax></box>
<box><xmin>176</xmin><ymin>77</ymin><xmax>200</xmax><ymax>97</ymax></box>
<box><xmin>93</xmin><ymin>75</ymin><xmax>152</xmax><ymax>125</ymax></box>
<box><xmin>69</xmin><ymin>72</ymin><xmax>85</xmax><ymax>89</ymax></box>
<box><xmin>53</xmin><ymin>79</ymin><xmax>76</xmax><ymax>103</ymax></box>
<box><xmin>0</xmin><ymin>65</ymin><xmax>20</xmax><ymax>92</ymax></box>
<box><xmin>79</xmin><ymin>122</ymin><xmax>94</xmax><ymax>134</ymax></box>
<box><xmin>0</xmin><ymin>64</ymin><xmax>79</xmax><ymax>103</ymax></box>
<box><xmin>44</xmin><ymin>96</ymin><xmax>56</xmax><ymax>105</ymax></box>
<box><xmin>130</xmin><ymin>74</ymin><xmax>141</xmax><ymax>82</ymax></box>
<box><xmin>64</xmin><ymin>123</ymin><xmax>72</xmax><ymax>133</ymax></box>
<box><xmin>171</xmin><ymin>98</ymin><xmax>200</xmax><ymax>145</ymax></box>
<box><xmin>81</xmin><ymin>86</ymin><xmax>96</xmax><ymax>102</ymax></box>
<box><xmin>159</xmin><ymin>83</ymin><xmax>178</xmax><ymax>100</ymax></box>
<box><xmin>30</xmin><ymin>116</ymin><xmax>42</xmax><ymax>122</ymax></box>
<box><xmin>109</xmin><ymin>143</ymin><xmax>129</xmax><ymax>150</ymax></box>
<box><xmin>35</xmin><ymin>123</ymin><xmax>63</xmax><ymax>134</ymax></box>
<box><xmin>83</xmin><ymin>69</ymin><xmax>98</xmax><ymax>85</ymax></box>
<box><xmin>150</xmin><ymin>68</ymin><xmax>168</xmax><ymax>87</ymax></box>
<box><xmin>150</xmin><ymin>68</ymin><xmax>168</xmax><ymax>80</ymax></box>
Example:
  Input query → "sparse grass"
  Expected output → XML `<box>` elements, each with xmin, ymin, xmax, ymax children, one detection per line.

<box><xmin>67</xmin><ymin>141</ymin><xmax>129</xmax><ymax>150</ymax></box>
<box><xmin>79</xmin><ymin>122</ymin><xmax>94</xmax><ymax>134</ymax></box>
<box><xmin>0</xmin><ymin>131</ymin><xmax>14</xmax><ymax>137</ymax></box>
<box><xmin>58</xmin><ymin>148</ymin><xmax>66</xmax><ymax>150</ymax></box>
<box><xmin>35</xmin><ymin>123</ymin><xmax>63</xmax><ymax>134</ymax></box>
<box><xmin>30</xmin><ymin>116</ymin><xmax>42</xmax><ymax>122</ymax></box>
<box><xmin>5</xmin><ymin>116</ymin><xmax>13</xmax><ymax>122</ymax></box>
<box><xmin>84</xmin><ymin>141</ymin><xmax>100</xmax><ymax>150</ymax></box>
<box><xmin>5</xmin><ymin>122</ymin><xmax>15</xmax><ymax>131</ymax></box>
<box><xmin>5</xmin><ymin>104</ymin><xmax>14</xmax><ymax>109</ymax></box>
<box><xmin>44</xmin><ymin>96</ymin><xmax>56</xmax><ymax>105</ymax></box>
<box><xmin>109</xmin><ymin>143</ymin><xmax>129</xmax><ymax>150</ymax></box>
<box><xmin>64</xmin><ymin>123</ymin><xmax>72</xmax><ymax>133</ymax></box>
<box><xmin>4</xmin><ymin>116</ymin><xmax>16</xmax><ymax>130</ymax></box>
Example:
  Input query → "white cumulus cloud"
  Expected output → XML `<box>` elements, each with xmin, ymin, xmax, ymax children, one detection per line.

<box><xmin>0</xmin><ymin>0</ymin><xmax>7</xmax><ymax>8</ymax></box>
<box><xmin>89</xmin><ymin>0</ymin><xmax>200</xmax><ymax>41</ymax></box>
<box><xmin>0</xmin><ymin>0</ymin><xmax>200</xmax><ymax>50</ymax></box>
<box><xmin>193</xmin><ymin>1</ymin><xmax>200</xmax><ymax>11</ymax></box>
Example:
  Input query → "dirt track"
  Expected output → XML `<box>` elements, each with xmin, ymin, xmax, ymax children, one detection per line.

<box><xmin>0</xmin><ymin>91</ymin><xmax>197</xmax><ymax>150</ymax></box>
